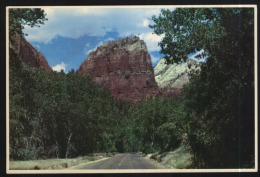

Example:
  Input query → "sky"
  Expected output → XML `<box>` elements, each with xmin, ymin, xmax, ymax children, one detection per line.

<box><xmin>23</xmin><ymin>7</ymin><xmax>173</xmax><ymax>72</ymax></box>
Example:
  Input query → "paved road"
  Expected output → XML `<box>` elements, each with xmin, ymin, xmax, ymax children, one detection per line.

<box><xmin>74</xmin><ymin>153</ymin><xmax>165</xmax><ymax>169</ymax></box>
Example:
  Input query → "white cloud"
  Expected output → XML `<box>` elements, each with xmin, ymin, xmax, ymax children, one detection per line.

<box><xmin>142</xmin><ymin>19</ymin><xmax>150</xmax><ymax>27</ymax></box>
<box><xmin>85</xmin><ymin>43</ymin><xmax>90</xmax><ymax>48</ymax></box>
<box><xmin>138</xmin><ymin>18</ymin><xmax>150</xmax><ymax>27</ymax></box>
<box><xmin>85</xmin><ymin>48</ymin><xmax>95</xmax><ymax>55</ymax></box>
<box><xmin>83</xmin><ymin>37</ymin><xmax>115</xmax><ymax>55</ymax></box>
<box><xmin>23</xmin><ymin>7</ymin><xmax>165</xmax><ymax>44</ymax></box>
<box><xmin>105</xmin><ymin>37</ymin><xmax>114</xmax><ymax>42</ymax></box>
<box><xmin>83</xmin><ymin>43</ymin><xmax>91</xmax><ymax>55</ymax></box>
<box><xmin>84</xmin><ymin>41</ymin><xmax>104</xmax><ymax>55</ymax></box>
<box><xmin>138</xmin><ymin>32</ymin><xmax>164</xmax><ymax>52</ymax></box>
<box><xmin>32</xmin><ymin>44</ymin><xmax>41</xmax><ymax>51</ymax></box>
<box><xmin>52</xmin><ymin>62</ymin><xmax>67</xmax><ymax>72</ymax></box>
<box><xmin>150</xmin><ymin>54</ymin><xmax>161</xmax><ymax>65</ymax></box>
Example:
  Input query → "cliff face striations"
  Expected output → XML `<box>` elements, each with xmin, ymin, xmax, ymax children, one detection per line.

<box><xmin>10</xmin><ymin>34</ymin><xmax>52</xmax><ymax>71</ymax></box>
<box><xmin>154</xmin><ymin>58</ymin><xmax>201</xmax><ymax>97</ymax></box>
<box><xmin>78</xmin><ymin>36</ymin><xmax>159</xmax><ymax>102</ymax></box>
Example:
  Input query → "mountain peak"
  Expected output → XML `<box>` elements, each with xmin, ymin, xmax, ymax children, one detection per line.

<box><xmin>78</xmin><ymin>36</ymin><xmax>158</xmax><ymax>102</ymax></box>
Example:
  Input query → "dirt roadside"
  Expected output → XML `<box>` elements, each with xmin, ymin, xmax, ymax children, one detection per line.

<box><xmin>9</xmin><ymin>153</ymin><xmax>115</xmax><ymax>170</ymax></box>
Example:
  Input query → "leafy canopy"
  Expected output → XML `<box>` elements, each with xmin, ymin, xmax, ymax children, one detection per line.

<box><xmin>149</xmin><ymin>8</ymin><xmax>226</xmax><ymax>64</ymax></box>
<box><xmin>150</xmin><ymin>8</ymin><xmax>255</xmax><ymax>168</ymax></box>
<box><xmin>9</xmin><ymin>8</ymin><xmax>47</xmax><ymax>37</ymax></box>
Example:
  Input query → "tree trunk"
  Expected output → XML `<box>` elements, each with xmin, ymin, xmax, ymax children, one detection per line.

<box><xmin>55</xmin><ymin>140</ymin><xmax>59</xmax><ymax>158</ymax></box>
<box><xmin>150</xmin><ymin>125</ymin><xmax>155</xmax><ymax>148</ymax></box>
<box><xmin>65</xmin><ymin>132</ymin><xmax>73</xmax><ymax>158</ymax></box>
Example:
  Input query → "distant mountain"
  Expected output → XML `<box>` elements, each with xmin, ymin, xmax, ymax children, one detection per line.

<box><xmin>154</xmin><ymin>58</ymin><xmax>200</xmax><ymax>96</ymax></box>
<box><xmin>10</xmin><ymin>34</ymin><xmax>52</xmax><ymax>71</ymax></box>
<box><xmin>78</xmin><ymin>36</ymin><xmax>159</xmax><ymax>102</ymax></box>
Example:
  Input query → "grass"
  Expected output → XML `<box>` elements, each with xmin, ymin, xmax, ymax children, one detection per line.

<box><xmin>9</xmin><ymin>153</ymin><xmax>113</xmax><ymax>170</ymax></box>
<box><xmin>147</xmin><ymin>145</ymin><xmax>193</xmax><ymax>169</ymax></box>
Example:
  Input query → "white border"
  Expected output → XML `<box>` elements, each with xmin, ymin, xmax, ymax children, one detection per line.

<box><xmin>6</xmin><ymin>5</ymin><xmax>10</xmax><ymax>174</ymax></box>
<box><xmin>254</xmin><ymin>3</ymin><xmax>258</xmax><ymax>173</ymax></box>
<box><xmin>6</xmin><ymin>5</ymin><xmax>258</xmax><ymax>174</ymax></box>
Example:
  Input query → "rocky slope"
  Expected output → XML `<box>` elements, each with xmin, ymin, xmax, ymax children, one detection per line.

<box><xmin>78</xmin><ymin>36</ymin><xmax>159</xmax><ymax>102</ymax></box>
<box><xmin>10</xmin><ymin>33</ymin><xmax>52</xmax><ymax>71</ymax></box>
<box><xmin>154</xmin><ymin>58</ymin><xmax>200</xmax><ymax>96</ymax></box>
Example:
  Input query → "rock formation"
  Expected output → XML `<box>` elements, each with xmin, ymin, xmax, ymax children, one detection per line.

<box><xmin>154</xmin><ymin>58</ymin><xmax>200</xmax><ymax>97</ymax></box>
<box><xmin>78</xmin><ymin>36</ymin><xmax>159</xmax><ymax>102</ymax></box>
<box><xmin>10</xmin><ymin>33</ymin><xmax>52</xmax><ymax>71</ymax></box>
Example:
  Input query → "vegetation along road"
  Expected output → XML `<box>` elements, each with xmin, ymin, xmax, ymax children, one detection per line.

<box><xmin>72</xmin><ymin>153</ymin><xmax>165</xmax><ymax>169</ymax></box>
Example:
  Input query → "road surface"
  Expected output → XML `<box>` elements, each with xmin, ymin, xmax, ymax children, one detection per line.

<box><xmin>73</xmin><ymin>153</ymin><xmax>166</xmax><ymax>169</ymax></box>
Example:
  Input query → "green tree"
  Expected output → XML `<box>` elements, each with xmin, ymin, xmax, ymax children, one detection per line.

<box><xmin>9</xmin><ymin>8</ymin><xmax>47</xmax><ymax>37</ymax></box>
<box><xmin>128</xmin><ymin>97</ymin><xmax>186</xmax><ymax>154</ymax></box>
<box><xmin>149</xmin><ymin>8</ymin><xmax>226</xmax><ymax>64</ymax></box>
<box><xmin>150</xmin><ymin>8</ymin><xmax>255</xmax><ymax>168</ymax></box>
<box><xmin>9</xmin><ymin>7</ymin><xmax>134</xmax><ymax>159</ymax></box>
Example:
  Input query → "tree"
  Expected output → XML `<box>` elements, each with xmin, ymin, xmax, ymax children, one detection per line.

<box><xmin>9</xmin><ymin>8</ymin><xmax>48</xmax><ymax>160</ymax></box>
<box><xmin>9</xmin><ymin>8</ymin><xmax>47</xmax><ymax>37</ymax></box>
<box><xmin>149</xmin><ymin>8</ymin><xmax>226</xmax><ymax>64</ymax></box>
<box><xmin>150</xmin><ymin>8</ymin><xmax>255</xmax><ymax>168</ymax></box>
<box><xmin>127</xmin><ymin>97</ymin><xmax>186</xmax><ymax>154</ymax></box>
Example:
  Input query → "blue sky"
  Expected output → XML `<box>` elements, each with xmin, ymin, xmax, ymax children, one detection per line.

<box><xmin>23</xmin><ymin>7</ymin><xmax>170</xmax><ymax>72</ymax></box>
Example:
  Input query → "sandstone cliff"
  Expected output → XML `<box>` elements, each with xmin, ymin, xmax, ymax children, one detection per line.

<box><xmin>154</xmin><ymin>58</ymin><xmax>200</xmax><ymax>96</ymax></box>
<box><xmin>78</xmin><ymin>36</ymin><xmax>159</xmax><ymax>102</ymax></box>
<box><xmin>10</xmin><ymin>34</ymin><xmax>52</xmax><ymax>71</ymax></box>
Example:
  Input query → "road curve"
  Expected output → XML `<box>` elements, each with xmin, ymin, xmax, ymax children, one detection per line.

<box><xmin>74</xmin><ymin>153</ymin><xmax>165</xmax><ymax>169</ymax></box>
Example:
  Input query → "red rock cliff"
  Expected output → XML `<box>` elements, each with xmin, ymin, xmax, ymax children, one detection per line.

<box><xmin>10</xmin><ymin>34</ymin><xmax>52</xmax><ymax>71</ymax></box>
<box><xmin>78</xmin><ymin>36</ymin><xmax>159</xmax><ymax>102</ymax></box>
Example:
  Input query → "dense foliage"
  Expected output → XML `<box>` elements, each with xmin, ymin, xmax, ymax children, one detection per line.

<box><xmin>9</xmin><ymin>8</ymin><xmax>255</xmax><ymax>169</ymax></box>
<box><xmin>8</xmin><ymin>8</ymin><xmax>188</xmax><ymax>162</ymax></box>
<box><xmin>127</xmin><ymin>97</ymin><xmax>187</xmax><ymax>154</ymax></box>
<box><xmin>10</xmin><ymin>50</ymin><xmax>186</xmax><ymax>160</ymax></box>
<box><xmin>150</xmin><ymin>8</ymin><xmax>255</xmax><ymax>168</ymax></box>
<box><xmin>9</xmin><ymin>51</ymin><xmax>131</xmax><ymax>159</ymax></box>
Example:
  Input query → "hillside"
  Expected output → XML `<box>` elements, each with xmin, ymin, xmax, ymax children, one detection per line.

<box><xmin>10</xmin><ymin>33</ymin><xmax>52</xmax><ymax>71</ymax></box>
